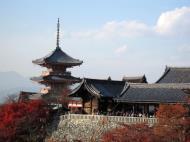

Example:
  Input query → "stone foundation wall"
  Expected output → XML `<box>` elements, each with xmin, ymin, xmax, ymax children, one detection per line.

<box><xmin>47</xmin><ymin>118</ymin><xmax>118</xmax><ymax>142</ymax></box>
<box><xmin>46</xmin><ymin>114</ymin><xmax>157</xmax><ymax>142</ymax></box>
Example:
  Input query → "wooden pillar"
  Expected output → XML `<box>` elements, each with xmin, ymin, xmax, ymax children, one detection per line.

<box><xmin>122</xmin><ymin>103</ymin><xmax>124</xmax><ymax>112</ymax></box>
<box><xmin>132</xmin><ymin>104</ymin><xmax>135</xmax><ymax>114</ymax></box>
<box><xmin>90</xmin><ymin>97</ymin><xmax>92</xmax><ymax>114</ymax></box>
<box><xmin>143</xmin><ymin>104</ymin><xmax>146</xmax><ymax>115</ymax></box>
<box><xmin>142</xmin><ymin>104</ymin><xmax>144</xmax><ymax>114</ymax></box>
<box><xmin>147</xmin><ymin>104</ymin><xmax>150</xmax><ymax>116</ymax></box>
<box><xmin>145</xmin><ymin>104</ymin><xmax>149</xmax><ymax>115</ymax></box>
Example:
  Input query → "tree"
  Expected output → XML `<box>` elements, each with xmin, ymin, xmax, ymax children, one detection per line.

<box><xmin>154</xmin><ymin>104</ymin><xmax>190</xmax><ymax>142</ymax></box>
<box><xmin>0</xmin><ymin>100</ymin><xmax>50</xmax><ymax>142</ymax></box>
<box><xmin>102</xmin><ymin>123</ymin><xmax>155</xmax><ymax>142</ymax></box>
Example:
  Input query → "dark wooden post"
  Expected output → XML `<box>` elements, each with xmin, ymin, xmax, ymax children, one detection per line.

<box><xmin>132</xmin><ymin>104</ymin><xmax>135</xmax><ymax>115</ymax></box>
<box><xmin>90</xmin><ymin>97</ymin><xmax>93</xmax><ymax>114</ymax></box>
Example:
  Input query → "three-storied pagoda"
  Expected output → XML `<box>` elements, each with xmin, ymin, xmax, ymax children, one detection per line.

<box><xmin>31</xmin><ymin>19</ymin><xmax>83</xmax><ymax>100</ymax></box>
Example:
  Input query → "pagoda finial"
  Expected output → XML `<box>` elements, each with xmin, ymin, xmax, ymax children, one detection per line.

<box><xmin>56</xmin><ymin>18</ymin><xmax>60</xmax><ymax>48</ymax></box>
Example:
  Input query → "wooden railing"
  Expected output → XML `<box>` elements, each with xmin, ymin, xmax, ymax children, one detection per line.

<box><xmin>60</xmin><ymin>114</ymin><xmax>157</xmax><ymax>125</ymax></box>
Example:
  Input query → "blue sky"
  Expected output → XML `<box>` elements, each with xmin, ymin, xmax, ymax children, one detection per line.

<box><xmin>0</xmin><ymin>0</ymin><xmax>190</xmax><ymax>82</ymax></box>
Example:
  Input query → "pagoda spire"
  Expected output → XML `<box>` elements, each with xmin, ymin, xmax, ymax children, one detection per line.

<box><xmin>56</xmin><ymin>18</ymin><xmax>60</xmax><ymax>49</ymax></box>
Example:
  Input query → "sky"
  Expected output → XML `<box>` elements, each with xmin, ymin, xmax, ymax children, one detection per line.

<box><xmin>0</xmin><ymin>0</ymin><xmax>190</xmax><ymax>83</ymax></box>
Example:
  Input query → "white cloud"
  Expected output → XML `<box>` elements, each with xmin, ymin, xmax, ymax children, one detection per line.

<box><xmin>115</xmin><ymin>45</ymin><xmax>128</xmax><ymax>54</ymax></box>
<box><xmin>155</xmin><ymin>7</ymin><xmax>190</xmax><ymax>36</ymax></box>
<box><xmin>70</xmin><ymin>7</ymin><xmax>190</xmax><ymax>39</ymax></box>
<box><xmin>98</xmin><ymin>21</ymin><xmax>151</xmax><ymax>38</ymax></box>
<box><xmin>70</xmin><ymin>20</ymin><xmax>152</xmax><ymax>39</ymax></box>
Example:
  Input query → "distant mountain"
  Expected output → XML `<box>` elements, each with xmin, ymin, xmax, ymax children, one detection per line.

<box><xmin>0</xmin><ymin>71</ymin><xmax>40</xmax><ymax>103</ymax></box>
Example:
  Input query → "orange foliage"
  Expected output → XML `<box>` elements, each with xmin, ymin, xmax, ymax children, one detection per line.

<box><xmin>155</xmin><ymin>104</ymin><xmax>190</xmax><ymax>142</ymax></box>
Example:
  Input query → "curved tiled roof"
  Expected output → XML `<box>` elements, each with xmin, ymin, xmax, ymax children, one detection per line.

<box><xmin>156</xmin><ymin>66</ymin><xmax>190</xmax><ymax>83</ymax></box>
<box><xmin>32</xmin><ymin>47</ymin><xmax>83</xmax><ymax>67</ymax></box>
<box><xmin>115</xmin><ymin>83</ymin><xmax>190</xmax><ymax>103</ymax></box>
<box><xmin>122</xmin><ymin>75</ymin><xmax>147</xmax><ymax>83</ymax></box>
<box><xmin>70</xmin><ymin>78</ymin><xmax>126</xmax><ymax>98</ymax></box>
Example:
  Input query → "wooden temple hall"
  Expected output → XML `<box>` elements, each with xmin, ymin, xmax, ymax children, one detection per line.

<box><xmin>20</xmin><ymin>19</ymin><xmax>190</xmax><ymax>117</ymax></box>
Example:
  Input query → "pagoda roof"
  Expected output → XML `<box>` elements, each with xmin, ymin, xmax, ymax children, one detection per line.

<box><xmin>122</xmin><ymin>75</ymin><xmax>147</xmax><ymax>83</ymax></box>
<box><xmin>33</xmin><ymin>19</ymin><xmax>83</xmax><ymax>67</ymax></box>
<box><xmin>31</xmin><ymin>75</ymin><xmax>81</xmax><ymax>83</ymax></box>
<box><xmin>115</xmin><ymin>83</ymin><xmax>190</xmax><ymax>103</ymax></box>
<box><xmin>32</xmin><ymin>47</ymin><xmax>83</xmax><ymax>67</ymax></box>
<box><xmin>156</xmin><ymin>66</ymin><xmax>190</xmax><ymax>83</ymax></box>
<box><xmin>70</xmin><ymin>78</ymin><xmax>126</xmax><ymax>98</ymax></box>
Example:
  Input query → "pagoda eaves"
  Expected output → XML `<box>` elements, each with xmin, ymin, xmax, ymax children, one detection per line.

<box><xmin>31</xmin><ymin>75</ymin><xmax>81</xmax><ymax>84</ymax></box>
<box><xmin>32</xmin><ymin>47</ymin><xmax>83</xmax><ymax>67</ymax></box>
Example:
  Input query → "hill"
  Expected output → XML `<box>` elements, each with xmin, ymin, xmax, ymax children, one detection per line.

<box><xmin>0</xmin><ymin>71</ymin><xmax>40</xmax><ymax>103</ymax></box>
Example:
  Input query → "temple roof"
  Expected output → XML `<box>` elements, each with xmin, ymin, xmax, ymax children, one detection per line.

<box><xmin>156</xmin><ymin>66</ymin><xmax>190</xmax><ymax>83</ymax></box>
<box><xmin>18</xmin><ymin>91</ymin><xmax>42</xmax><ymax>102</ymax></box>
<box><xmin>31</xmin><ymin>75</ymin><xmax>81</xmax><ymax>83</ymax></box>
<box><xmin>32</xmin><ymin>47</ymin><xmax>83</xmax><ymax>67</ymax></box>
<box><xmin>115</xmin><ymin>83</ymin><xmax>190</xmax><ymax>103</ymax></box>
<box><xmin>70</xmin><ymin>78</ymin><xmax>126</xmax><ymax>98</ymax></box>
<box><xmin>122</xmin><ymin>75</ymin><xmax>147</xmax><ymax>83</ymax></box>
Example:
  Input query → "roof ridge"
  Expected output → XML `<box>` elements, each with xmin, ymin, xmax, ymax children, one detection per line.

<box><xmin>129</xmin><ymin>83</ymin><xmax>190</xmax><ymax>89</ymax></box>
<box><xmin>84</xmin><ymin>81</ymin><xmax>101</xmax><ymax>97</ymax></box>
<box><xmin>155</xmin><ymin>66</ymin><xmax>171</xmax><ymax>83</ymax></box>
<box><xmin>123</xmin><ymin>75</ymin><xmax>145</xmax><ymax>79</ymax></box>
<box><xmin>69</xmin><ymin>79</ymin><xmax>85</xmax><ymax>95</ymax></box>
<box><xmin>120</xmin><ymin>83</ymin><xmax>130</xmax><ymax>97</ymax></box>
<box><xmin>167</xmin><ymin>66</ymin><xmax>190</xmax><ymax>69</ymax></box>
<box><xmin>84</xmin><ymin>77</ymin><xmax>124</xmax><ymax>83</ymax></box>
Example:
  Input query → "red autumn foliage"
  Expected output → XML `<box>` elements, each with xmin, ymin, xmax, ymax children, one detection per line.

<box><xmin>155</xmin><ymin>104</ymin><xmax>190</xmax><ymax>142</ymax></box>
<box><xmin>0</xmin><ymin>100</ymin><xmax>50</xmax><ymax>142</ymax></box>
<box><xmin>102</xmin><ymin>104</ymin><xmax>190</xmax><ymax>142</ymax></box>
<box><xmin>102</xmin><ymin>123</ymin><xmax>155</xmax><ymax>142</ymax></box>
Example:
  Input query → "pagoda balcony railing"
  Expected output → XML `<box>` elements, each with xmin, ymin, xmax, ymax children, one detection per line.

<box><xmin>59</xmin><ymin>114</ymin><xmax>157</xmax><ymax>126</ymax></box>
<box><xmin>42</xmin><ymin>71</ymin><xmax>50</xmax><ymax>76</ymax></box>
<box><xmin>40</xmin><ymin>87</ymin><xmax>51</xmax><ymax>94</ymax></box>
<box><xmin>62</xmin><ymin>71</ymin><xmax>71</xmax><ymax>76</ymax></box>
<box><xmin>41</xmin><ymin>71</ymin><xmax>71</xmax><ymax>76</ymax></box>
